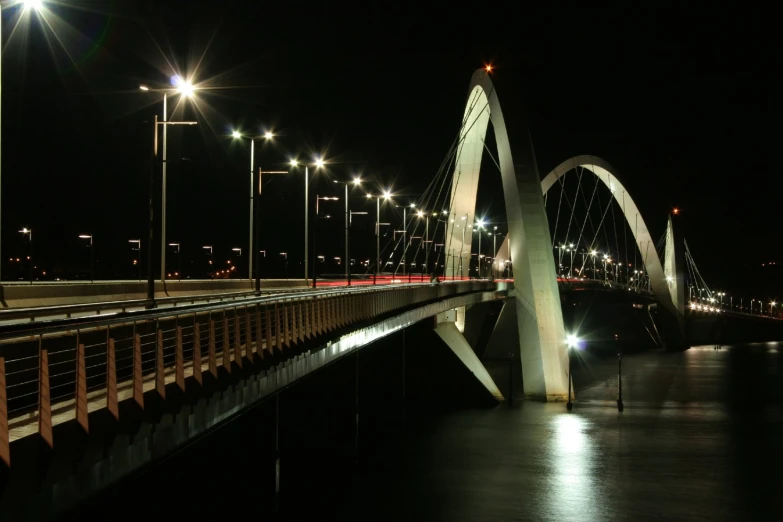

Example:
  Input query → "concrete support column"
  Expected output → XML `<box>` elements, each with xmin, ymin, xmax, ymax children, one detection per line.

<box><xmin>291</xmin><ymin>303</ymin><xmax>299</xmax><ymax>346</ymax></box>
<box><xmin>264</xmin><ymin>308</ymin><xmax>273</xmax><ymax>356</ymax></box>
<box><xmin>245</xmin><ymin>307</ymin><xmax>253</xmax><ymax>357</ymax></box>
<box><xmin>222</xmin><ymin>317</ymin><xmax>231</xmax><ymax>373</ymax></box>
<box><xmin>133</xmin><ymin>333</ymin><xmax>144</xmax><ymax>408</ymax></box>
<box><xmin>38</xmin><ymin>342</ymin><xmax>53</xmax><ymax>448</ymax></box>
<box><xmin>208</xmin><ymin>318</ymin><xmax>218</xmax><ymax>377</ymax></box>
<box><xmin>298</xmin><ymin>303</ymin><xmax>305</xmax><ymax>342</ymax></box>
<box><xmin>156</xmin><ymin>328</ymin><xmax>167</xmax><ymax>397</ymax></box>
<box><xmin>275</xmin><ymin>305</ymin><xmax>283</xmax><ymax>353</ymax></box>
<box><xmin>283</xmin><ymin>303</ymin><xmax>291</xmax><ymax>349</ymax></box>
<box><xmin>233</xmin><ymin>314</ymin><xmax>243</xmax><ymax>369</ymax></box>
<box><xmin>193</xmin><ymin>323</ymin><xmax>203</xmax><ymax>384</ymax></box>
<box><xmin>175</xmin><ymin>326</ymin><xmax>186</xmax><ymax>390</ymax></box>
<box><xmin>107</xmin><ymin>338</ymin><xmax>119</xmax><ymax>419</ymax></box>
<box><xmin>75</xmin><ymin>342</ymin><xmax>88</xmax><ymax>433</ymax></box>
<box><xmin>0</xmin><ymin>357</ymin><xmax>8</xmax><ymax>467</ymax></box>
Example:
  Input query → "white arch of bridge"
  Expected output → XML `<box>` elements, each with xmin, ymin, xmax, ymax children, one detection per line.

<box><xmin>443</xmin><ymin>69</ymin><xmax>568</xmax><ymax>401</ymax></box>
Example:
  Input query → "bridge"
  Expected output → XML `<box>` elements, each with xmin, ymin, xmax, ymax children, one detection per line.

<box><xmin>0</xmin><ymin>68</ymin><xmax>780</xmax><ymax>518</ymax></box>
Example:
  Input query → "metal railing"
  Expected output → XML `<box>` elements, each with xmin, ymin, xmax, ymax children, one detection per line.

<box><xmin>0</xmin><ymin>281</ymin><xmax>504</xmax><ymax>465</ymax></box>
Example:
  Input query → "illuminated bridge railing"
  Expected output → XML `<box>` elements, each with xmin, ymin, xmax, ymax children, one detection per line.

<box><xmin>0</xmin><ymin>281</ymin><xmax>501</xmax><ymax>466</ymax></box>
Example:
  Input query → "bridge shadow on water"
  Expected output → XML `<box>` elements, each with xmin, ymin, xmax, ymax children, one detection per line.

<box><xmin>52</xmin><ymin>319</ymin><xmax>494</xmax><ymax>521</ymax></box>
<box><xmin>49</xmin><ymin>328</ymin><xmax>783</xmax><ymax>520</ymax></box>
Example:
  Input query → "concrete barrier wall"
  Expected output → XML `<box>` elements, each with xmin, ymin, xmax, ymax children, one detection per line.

<box><xmin>0</xmin><ymin>279</ymin><xmax>307</xmax><ymax>309</ymax></box>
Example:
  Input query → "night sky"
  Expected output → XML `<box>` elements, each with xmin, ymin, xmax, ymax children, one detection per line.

<box><xmin>1</xmin><ymin>2</ymin><xmax>778</xmax><ymax>297</ymax></box>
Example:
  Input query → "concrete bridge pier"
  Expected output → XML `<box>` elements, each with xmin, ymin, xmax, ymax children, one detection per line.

<box><xmin>432</xmin><ymin>310</ymin><xmax>503</xmax><ymax>402</ymax></box>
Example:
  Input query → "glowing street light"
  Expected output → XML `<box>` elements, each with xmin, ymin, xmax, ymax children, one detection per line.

<box><xmin>78</xmin><ymin>234</ymin><xmax>94</xmax><ymax>282</ymax></box>
<box><xmin>367</xmin><ymin>190</ymin><xmax>394</xmax><ymax>283</ymax></box>
<box><xmin>23</xmin><ymin>0</ymin><xmax>44</xmax><ymax>11</ymax></box>
<box><xmin>139</xmin><ymin>75</ymin><xmax>198</xmax><ymax>286</ymax></box>
<box><xmin>333</xmin><ymin>178</ymin><xmax>364</xmax><ymax>286</ymax></box>
<box><xmin>231</xmin><ymin>129</ymin><xmax>280</xmax><ymax>287</ymax></box>
<box><xmin>1</xmin><ymin>0</ymin><xmax>49</xmax><ymax>282</ymax></box>
<box><xmin>566</xmin><ymin>333</ymin><xmax>580</xmax><ymax>411</ymax></box>
<box><xmin>289</xmin><ymin>157</ymin><xmax>327</xmax><ymax>284</ymax></box>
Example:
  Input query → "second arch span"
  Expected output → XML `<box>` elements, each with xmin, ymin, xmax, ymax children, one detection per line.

<box><xmin>441</xmin><ymin>70</ymin><xmax>685</xmax><ymax>400</ymax></box>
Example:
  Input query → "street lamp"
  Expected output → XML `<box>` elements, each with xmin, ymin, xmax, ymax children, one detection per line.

<box><xmin>168</xmin><ymin>243</ymin><xmax>181</xmax><ymax>280</ymax></box>
<box><xmin>334</xmin><ymin>177</ymin><xmax>362</xmax><ymax>285</ymax></box>
<box><xmin>139</xmin><ymin>76</ymin><xmax>197</xmax><ymax>287</ymax></box>
<box><xmin>566</xmin><ymin>334</ymin><xmax>580</xmax><ymax>411</ymax></box>
<box><xmin>19</xmin><ymin>228</ymin><xmax>32</xmax><ymax>283</ymax></box>
<box><xmin>417</xmin><ymin>210</ymin><xmax>434</xmax><ymax>276</ymax></box>
<box><xmin>313</xmin><ymin>195</ymin><xmax>339</xmax><ymax>288</ymax></box>
<box><xmin>367</xmin><ymin>191</ymin><xmax>392</xmax><ymax>284</ymax></box>
<box><xmin>79</xmin><ymin>234</ymin><xmax>94</xmax><ymax>282</ymax></box>
<box><xmin>203</xmin><ymin>245</ymin><xmax>213</xmax><ymax>277</ymax></box>
<box><xmin>289</xmin><ymin>157</ymin><xmax>326</xmax><ymax>284</ymax></box>
<box><xmin>129</xmin><ymin>239</ymin><xmax>141</xmax><ymax>280</ymax></box>
<box><xmin>231</xmin><ymin>129</ymin><xmax>282</xmax><ymax>287</ymax></box>
<box><xmin>279</xmin><ymin>252</ymin><xmax>288</xmax><ymax>280</ymax></box>
<box><xmin>475</xmin><ymin>219</ymin><xmax>486</xmax><ymax>278</ymax></box>
<box><xmin>1</xmin><ymin>1</ymin><xmax>48</xmax><ymax>282</ymax></box>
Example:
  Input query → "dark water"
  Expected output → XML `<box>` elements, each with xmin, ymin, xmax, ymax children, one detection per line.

<box><xmin>59</xmin><ymin>340</ymin><xmax>783</xmax><ymax>521</ymax></box>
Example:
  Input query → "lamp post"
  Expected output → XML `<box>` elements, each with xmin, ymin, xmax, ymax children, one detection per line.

<box><xmin>366</xmin><ymin>191</ymin><xmax>392</xmax><ymax>284</ymax></box>
<box><xmin>475</xmin><ymin>219</ymin><xmax>485</xmax><ymax>279</ymax></box>
<box><xmin>289</xmin><ymin>158</ymin><xmax>326</xmax><ymax>285</ymax></box>
<box><xmin>78</xmin><ymin>234</ymin><xmax>94</xmax><ymax>282</ymax></box>
<box><xmin>139</xmin><ymin>76</ymin><xmax>196</xmax><ymax>286</ymax></box>
<box><xmin>313</xmin><ymin>195</ymin><xmax>338</xmax><ymax>288</ymax></box>
<box><xmin>19</xmin><ymin>228</ymin><xmax>32</xmax><ymax>283</ymax></box>
<box><xmin>146</xmin><ymin>114</ymin><xmax>197</xmax><ymax>306</ymax></box>
<box><xmin>279</xmin><ymin>252</ymin><xmax>288</xmax><ymax>280</ymax></box>
<box><xmin>168</xmin><ymin>243</ymin><xmax>181</xmax><ymax>280</ymax></box>
<box><xmin>349</xmin><ymin>210</ymin><xmax>368</xmax><ymax>282</ymax></box>
<box><xmin>129</xmin><ymin>239</ymin><xmax>141</xmax><ymax>280</ymax></box>
<box><xmin>203</xmin><ymin>245</ymin><xmax>213</xmax><ymax>277</ymax></box>
<box><xmin>231</xmin><ymin>130</ymin><xmax>277</xmax><ymax>285</ymax></box>
<box><xmin>566</xmin><ymin>334</ymin><xmax>579</xmax><ymax>411</ymax></box>
<box><xmin>417</xmin><ymin>210</ymin><xmax>433</xmax><ymax>276</ymax></box>
<box><xmin>2</xmin><ymin>2</ymin><xmax>49</xmax><ymax>283</ymax></box>
<box><xmin>334</xmin><ymin>177</ymin><xmax>362</xmax><ymax>285</ymax></box>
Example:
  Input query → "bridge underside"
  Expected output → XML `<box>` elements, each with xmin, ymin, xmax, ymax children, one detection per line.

<box><xmin>0</xmin><ymin>283</ymin><xmax>506</xmax><ymax>520</ymax></box>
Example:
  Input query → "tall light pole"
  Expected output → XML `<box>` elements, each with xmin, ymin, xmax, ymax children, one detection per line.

<box><xmin>367</xmin><ymin>190</ymin><xmax>391</xmax><ymax>284</ymax></box>
<box><xmin>168</xmin><ymin>242</ymin><xmax>181</xmax><ymax>280</ymax></box>
<box><xmin>475</xmin><ymin>219</ymin><xmax>486</xmax><ymax>278</ymax></box>
<box><xmin>139</xmin><ymin>76</ymin><xmax>196</xmax><ymax>286</ymax></box>
<box><xmin>568</xmin><ymin>243</ymin><xmax>575</xmax><ymax>278</ymax></box>
<box><xmin>417</xmin><ymin>210</ymin><xmax>433</xmax><ymax>276</ymax></box>
<box><xmin>129</xmin><ymin>239</ymin><xmax>141</xmax><ymax>280</ymax></box>
<box><xmin>79</xmin><ymin>234</ymin><xmax>94</xmax><ymax>282</ymax></box>
<box><xmin>146</xmin><ymin>114</ymin><xmax>196</xmax><ymax>305</ymax></box>
<box><xmin>1</xmin><ymin>1</ymin><xmax>46</xmax><ymax>282</ymax></box>
<box><xmin>313</xmin><ymin>195</ymin><xmax>338</xmax><ymax>288</ymax></box>
<box><xmin>290</xmin><ymin>158</ymin><xmax>325</xmax><ymax>284</ymax></box>
<box><xmin>231</xmin><ymin>129</ymin><xmax>276</xmax><ymax>284</ymax></box>
<box><xmin>19</xmin><ymin>227</ymin><xmax>32</xmax><ymax>283</ymax></box>
<box><xmin>203</xmin><ymin>245</ymin><xmax>213</xmax><ymax>278</ymax></box>
<box><xmin>334</xmin><ymin>177</ymin><xmax>362</xmax><ymax>285</ymax></box>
